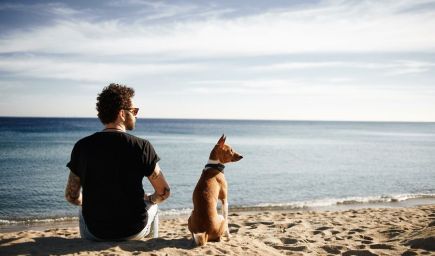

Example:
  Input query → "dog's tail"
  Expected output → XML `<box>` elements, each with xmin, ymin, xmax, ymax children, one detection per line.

<box><xmin>193</xmin><ymin>232</ymin><xmax>208</xmax><ymax>246</ymax></box>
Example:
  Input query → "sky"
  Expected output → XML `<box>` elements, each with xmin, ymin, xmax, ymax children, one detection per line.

<box><xmin>0</xmin><ymin>0</ymin><xmax>435</xmax><ymax>121</ymax></box>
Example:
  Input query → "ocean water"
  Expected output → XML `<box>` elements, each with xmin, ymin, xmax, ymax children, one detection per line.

<box><xmin>1</xmin><ymin>117</ymin><xmax>435</xmax><ymax>226</ymax></box>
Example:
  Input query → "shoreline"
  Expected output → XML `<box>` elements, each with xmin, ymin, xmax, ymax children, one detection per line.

<box><xmin>1</xmin><ymin>197</ymin><xmax>435</xmax><ymax>233</ymax></box>
<box><xmin>1</xmin><ymin>204</ymin><xmax>434</xmax><ymax>255</ymax></box>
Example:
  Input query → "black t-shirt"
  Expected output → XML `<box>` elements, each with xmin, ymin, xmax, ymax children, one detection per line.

<box><xmin>66</xmin><ymin>131</ymin><xmax>160</xmax><ymax>240</ymax></box>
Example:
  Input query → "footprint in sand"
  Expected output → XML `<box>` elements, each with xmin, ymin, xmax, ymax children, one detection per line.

<box><xmin>259</xmin><ymin>221</ymin><xmax>274</xmax><ymax>225</ymax></box>
<box><xmin>321</xmin><ymin>245</ymin><xmax>343</xmax><ymax>255</ymax></box>
<box><xmin>229</xmin><ymin>223</ymin><xmax>241</xmax><ymax>234</ymax></box>
<box><xmin>349</xmin><ymin>228</ymin><xmax>365</xmax><ymax>233</ymax></box>
<box><xmin>316</xmin><ymin>226</ymin><xmax>332</xmax><ymax>231</ymax></box>
<box><xmin>280</xmin><ymin>237</ymin><xmax>298</xmax><ymax>244</ymax></box>
<box><xmin>331</xmin><ymin>230</ymin><xmax>340</xmax><ymax>235</ymax></box>
<box><xmin>273</xmin><ymin>245</ymin><xmax>307</xmax><ymax>252</ymax></box>
<box><xmin>401</xmin><ymin>250</ymin><xmax>418</xmax><ymax>256</ymax></box>
<box><xmin>380</xmin><ymin>228</ymin><xmax>404</xmax><ymax>239</ymax></box>
<box><xmin>360</xmin><ymin>235</ymin><xmax>373</xmax><ymax>241</ymax></box>
<box><xmin>244</xmin><ymin>222</ymin><xmax>259</xmax><ymax>229</ymax></box>
<box><xmin>275</xmin><ymin>222</ymin><xmax>298</xmax><ymax>230</ymax></box>
<box><xmin>204</xmin><ymin>249</ymin><xmax>215</xmax><ymax>255</ymax></box>
<box><xmin>405</xmin><ymin>236</ymin><xmax>435</xmax><ymax>251</ymax></box>
<box><xmin>342</xmin><ymin>249</ymin><xmax>378</xmax><ymax>256</ymax></box>
<box><xmin>244</xmin><ymin>221</ymin><xmax>274</xmax><ymax>229</ymax></box>
<box><xmin>335</xmin><ymin>235</ymin><xmax>345</xmax><ymax>240</ymax></box>
<box><xmin>369</xmin><ymin>244</ymin><xmax>395</xmax><ymax>250</ymax></box>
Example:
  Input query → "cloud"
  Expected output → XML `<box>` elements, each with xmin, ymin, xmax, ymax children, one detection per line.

<box><xmin>0</xmin><ymin>2</ymin><xmax>82</xmax><ymax>19</ymax></box>
<box><xmin>1</xmin><ymin>0</ymin><xmax>434</xmax><ymax>57</ymax></box>
<box><xmin>184</xmin><ymin>69</ymin><xmax>435</xmax><ymax>104</ymax></box>
<box><xmin>0</xmin><ymin>55</ymin><xmax>205</xmax><ymax>82</ymax></box>
<box><xmin>185</xmin><ymin>78</ymin><xmax>414</xmax><ymax>97</ymax></box>
<box><xmin>250</xmin><ymin>60</ymin><xmax>435</xmax><ymax>75</ymax></box>
<box><xmin>108</xmin><ymin>0</ymin><xmax>199</xmax><ymax>20</ymax></box>
<box><xmin>1</xmin><ymin>0</ymin><xmax>434</xmax><ymax>120</ymax></box>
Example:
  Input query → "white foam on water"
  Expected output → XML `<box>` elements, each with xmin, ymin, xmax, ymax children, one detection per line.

<box><xmin>0</xmin><ymin>216</ymin><xmax>78</xmax><ymax>226</ymax></box>
<box><xmin>1</xmin><ymin>194</ymin><xmax>434</xmax><ymax>228</ymax></box>
<box><xmin>251</xmin><ymin>193</ymin><xmax>435</xmax><ymax>210</ymax></box>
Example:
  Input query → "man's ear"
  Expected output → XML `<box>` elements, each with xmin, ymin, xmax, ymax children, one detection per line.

<box><xmin>119</xmin><ymin>109</ymin><xmax>126</xmax><ymax>121</ymax></box>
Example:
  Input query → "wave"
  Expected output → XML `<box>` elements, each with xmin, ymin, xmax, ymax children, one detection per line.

<box><xmin>1</xmin><ymin>193</ymin><xmax>434</xmax><ymax>227</ymax></box>
<box><xmin>0</xmin><ymin>216</ymin><xmax>78</xmax><ymax>226</ymax></box>
<box><xmin>160</xmin><ymin>208</ymin><xmax>192</xmax><ymax>216</ymax></box>
<box><xmin>250</xmin><ymin>193</ymin><xmax>435</xmax><ymax>210</ymax></box>
<box><xmin>0</xmin><ymin>210</ymin><xmax>196</xmax><ymax>227</ymax></box>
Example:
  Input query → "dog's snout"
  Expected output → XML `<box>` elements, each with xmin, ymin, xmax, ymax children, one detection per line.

<box><xmin>234</xmin><ymin>155</ymin><xmax>243</xmax><ymax>161</ymax></box>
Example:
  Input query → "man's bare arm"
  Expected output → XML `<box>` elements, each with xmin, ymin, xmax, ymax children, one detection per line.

<box><xmin>65</xmin><ymin>171</ymin><xmax>82</xmax><ymax>206</ymax></box>
<box><xmin>146</xmin><ymin>163</ymin><xmax>171</xmax><ymax>204</ymax></box>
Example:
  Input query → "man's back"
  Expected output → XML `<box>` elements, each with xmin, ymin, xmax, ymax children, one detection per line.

<box><xmin>65</xmin><ymin>83</ymin><xmax>170</xmax><ymax>241</ymax></box>
<box><xmin>67</xmin><ymin>131</ymin><xmax>159</xmax><ymax>239</ymax></box>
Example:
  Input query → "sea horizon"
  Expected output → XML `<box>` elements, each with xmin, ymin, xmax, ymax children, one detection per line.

<box><xmin>1</xmin><ymin>116</ymin><xmax>435</xmax><ymax>124</ymax></box>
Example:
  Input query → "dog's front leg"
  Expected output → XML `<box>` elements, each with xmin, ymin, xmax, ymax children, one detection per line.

<box><xmin>221</xmin><ymin>198</ymin><xmax>231</xmax><ymax>238</ymax></box>
<box><xmin>219</xmin><ymin>178</ymin><xmax>231</xmax><ymax>239</ymax></box>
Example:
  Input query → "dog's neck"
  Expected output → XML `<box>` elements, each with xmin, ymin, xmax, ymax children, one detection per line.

<box><xmin>204</xmin><ymin>159</ymin><xmax>225</xmax><ymax>173</ymax></box>
<box><xmin>207</xmin><ymin>159</ymin><xmax>221</xmax><ymax>165</ymax></box>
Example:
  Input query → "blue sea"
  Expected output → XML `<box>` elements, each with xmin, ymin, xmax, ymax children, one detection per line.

<box><xmin>1</xmin><ymin>117</ymin><xmax>435</xmax><ymax>228</ymax></box>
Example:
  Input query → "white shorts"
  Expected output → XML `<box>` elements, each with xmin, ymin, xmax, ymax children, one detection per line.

<box><xmin>79</xmin><ymin>201</ymin><xmax>159</xmax><ymax>241</ymax></box>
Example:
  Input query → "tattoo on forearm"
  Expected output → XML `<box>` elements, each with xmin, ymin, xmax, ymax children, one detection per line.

<box><xmin>65</xmin><ymin>172</ymin><xmax>82</xmax><ymax>206</ymax></box>
<box><xmin>150</xmin><ymin>170</ymin><xmax>160</xmax><ymax>180</ymax></box>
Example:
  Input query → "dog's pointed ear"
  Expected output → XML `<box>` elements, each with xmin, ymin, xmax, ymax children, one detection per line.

<box><xmin>217</xmin><ymin>134</ymin><xmax>226</xmax><ymax>147</ymax></box>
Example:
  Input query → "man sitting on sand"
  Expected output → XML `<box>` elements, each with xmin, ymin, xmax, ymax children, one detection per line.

<box><xmin>65</xmin><ymin>83</ymin><xmax>170</xmax><ymax>241</ymax></box>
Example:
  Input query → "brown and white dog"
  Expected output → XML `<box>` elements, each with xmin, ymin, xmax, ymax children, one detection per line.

<box><xmin>188</xmin><ymin>135</ymin><xmax>243</xmax><ymax>246</ymax></box>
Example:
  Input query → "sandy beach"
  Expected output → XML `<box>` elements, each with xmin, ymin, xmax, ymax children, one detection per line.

<box><xmin>1</xmin><ymin>205</ymin><xmax>434</xmax><ymax>256</ymax></box>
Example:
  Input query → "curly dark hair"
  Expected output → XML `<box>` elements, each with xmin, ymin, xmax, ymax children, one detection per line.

<box><xmin>96</xmin><ymin>83</ymin><xmax>135</xmax><ymax>124</ymax></box>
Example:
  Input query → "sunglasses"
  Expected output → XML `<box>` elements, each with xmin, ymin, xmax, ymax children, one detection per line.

<box><xmin>124</xmin><ymin>108</ymin><xmax>139</xmax><ymax>116</ymax></box>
